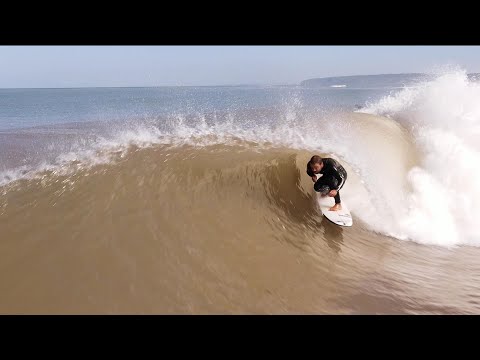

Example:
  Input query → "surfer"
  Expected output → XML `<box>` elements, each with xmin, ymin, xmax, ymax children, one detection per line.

<box><xmin>306</xmin><ymin>155</ymin><xmax>347</xmax><ymax>211</ymax></box>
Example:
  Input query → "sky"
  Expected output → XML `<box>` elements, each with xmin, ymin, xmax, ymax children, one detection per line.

<box><xmin>1</xmin><ymin>46</ymin><xmax>479</xmax><ymax>88</ymax></box>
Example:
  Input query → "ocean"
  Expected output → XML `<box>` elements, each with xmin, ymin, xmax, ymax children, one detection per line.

<box><xmin>1</xmin><ymin>71</ymin><xmax>480</xmax><ymax>314</ymax></box>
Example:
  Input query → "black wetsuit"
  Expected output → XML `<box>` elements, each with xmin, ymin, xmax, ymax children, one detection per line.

<box><xmin>307</xmin><ymin>158</ymin><xmax>347</xmax><ymax>204</ymax></box>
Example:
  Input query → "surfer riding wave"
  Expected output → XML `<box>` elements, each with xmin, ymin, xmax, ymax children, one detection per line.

<box><xmin>306</xmin><ymin>155</ymin><xmax>347</xmax><ymax>211</ymax></box>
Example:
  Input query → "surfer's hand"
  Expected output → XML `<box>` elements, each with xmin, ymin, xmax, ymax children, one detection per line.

<box><xmin>328</xmin><ymin>190</ymin><xmax>338</xmax><ymax>197</ymax></box>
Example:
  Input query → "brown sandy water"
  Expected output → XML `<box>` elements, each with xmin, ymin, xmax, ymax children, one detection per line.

<box><xmin>1</xmin><ymin>139</ymin><xmax>479</xmax><ymax>314</ymax></box>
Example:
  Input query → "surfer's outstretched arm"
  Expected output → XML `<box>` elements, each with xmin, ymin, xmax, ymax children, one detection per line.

<box><xmin>329</xmin><ymin>162</ymin><xmax>346</xmax><ymax>192</ymax></box>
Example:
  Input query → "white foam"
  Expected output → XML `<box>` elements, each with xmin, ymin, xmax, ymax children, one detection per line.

<box><xmin>360</xmin><ymin>69</ymin><xmax>480</xmax><ymax>247</ymax></box>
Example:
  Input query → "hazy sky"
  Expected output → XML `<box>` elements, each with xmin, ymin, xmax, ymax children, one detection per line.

<box><xmin>1</xmin><ymin>46</ymin><xmax>479</xmax><ymax>88</ymax></box>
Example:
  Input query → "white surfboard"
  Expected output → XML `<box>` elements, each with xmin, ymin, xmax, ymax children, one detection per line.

<box><xmin>318</xmin><ymin>196</ymin><xmax>353</xmax><ymax>227</ymax></box>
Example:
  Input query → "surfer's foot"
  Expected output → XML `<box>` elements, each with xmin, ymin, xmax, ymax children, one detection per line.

<box><xmin>329</xmin><ymin>203</ymin><xmax>342</xmax><ymax>211</ymax></box>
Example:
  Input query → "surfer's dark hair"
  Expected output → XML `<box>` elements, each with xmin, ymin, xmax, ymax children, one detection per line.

<box><xmin>308</xmin><ymin>155</ymin><xmax>323</xmax><ymax>169</ymax></box>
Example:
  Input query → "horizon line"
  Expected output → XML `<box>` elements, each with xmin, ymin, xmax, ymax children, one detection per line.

<box><xmin>2</xmin><ymin>72</ymin><xmax>476</xmax><ymax>90</ymax></box>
